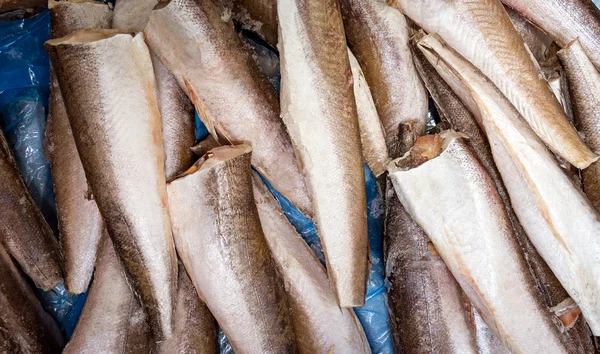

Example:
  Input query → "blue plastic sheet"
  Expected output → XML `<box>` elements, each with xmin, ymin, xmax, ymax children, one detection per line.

<box><xmin>595</xmin><ymin>0</ymin><xmax>600</xmax><ymax>10</ymax></box>
<box><xmin>0</xmin><ymin>9</ymin><xmax>81</xmax><ymax>338</ymax></box>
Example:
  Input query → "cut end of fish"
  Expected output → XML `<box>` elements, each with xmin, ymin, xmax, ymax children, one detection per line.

<box><xmin>551</xmin><ymin>298</ymin><xmax>582</xmax><ymax>331</ymax></box>
<box><xmin>46</xmin><ymin>28</ymin><xmax>131</xmax><ymax>47</ymax></box>
<box><xmin>190</xmin><ymin>135</ymin><xmax>220</xmax><ymax>157</ymax></box>
<box><xmin>179</xmin><ymin>144</ymin><xmax>252</xmax><ymax>178</ymax></box>
<box><xmin>388</xmin><ymin>130</ymin><xmax>466</xmax><ymax>172</ymax></box>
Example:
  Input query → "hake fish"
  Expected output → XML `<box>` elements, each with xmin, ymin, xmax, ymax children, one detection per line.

<box><xmin>64</xmin><ymin>236</ymin><xmax>152</xmax><ymax>354</ymax></box>
<box><xmin>144</xmin><ymin>0</ymin><xmax>313</xmax><ymax>217</ymax></box>
<box><xmin>278</xmin><ymin>0</ymin><xmax>369</xmax><ymax>307</ymax></box>
<box><xmin>558</xmin><ymin>40</ymin><xmax>600</xmax><ymax>213</ymax></box>
<box><xmin>384</xmin><ymin>176</ymin><xmax>479</xmax><ymax>354</ymax></box>
<box><xmin>157</xmin><ymin>265</ymin><xmax>218</xmax><ymax>354</ymax></box>
<box><xmin>112</xmin><ymin>0</ymin><xmax>158</xmax><ymax>32</ymax></box>
<box><xmin>252</xmin><ymin>173</ymin><xmax>371</xmax><ymax>354</ymax></box>
<box><xmin>391</xmin><ymin>0</ymin><xmax>597</xmax><ymax>169</ymax></box>
<box><xmin>348</xmin><ymin>48</ymin><xmax>389</xmax><ymax>177</ymax></box>
<box><xmin>417</xmin><ymin>33</ymin><xmax>600</xmax><ymax>338</ymax></box>
<box><xmin>388</xmin><ymin>132</ymin><xmax>569</xmax><ymax>354</ymax></box>
<box><xmin>166</xmin><ymin>145</ymin><xmax>296</xmax><ymax>354</ymax></box>
<box><xmin>46</xmin><ymin>30</ymin><xmax>177</xmax><ymax>340</ymax></box>
<box><xmin>45</xmin><ymin>0</ymin><xmax>112</xmax><ymax>295</ymax></box>
<box><xmin>0</xmin><ymin>243</ymin><xmax>64</xmax><ymax>354</ymax></box>
<box><xmin>501</xmin><ymin>0</ymin><xmax>600</xmax><ymax>71</ymax></box>
<box><xmin>0</xmin><ymin>129</ymin><xmax>63</xmax><ymax>291</ymax></box>
<box><xmin>339</xmin><ymin>0</ymin><xmax>428</xmax><ymax>158</ymax></box>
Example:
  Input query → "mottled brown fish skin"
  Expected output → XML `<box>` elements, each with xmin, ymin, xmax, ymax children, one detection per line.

<box><xmin>64</xmin><ymin>236</ymin><xmax>152</xmax><ymax>354</ymax></box>
<box><xmin>340</xmin><ymin>0</ymin><xmax>428</xmax><ymax>159</ymax></box>
<box><xmin>112</xmin><ymin>0</ymin><xmax>158</xmax><ymax>32</ymax></box>
<box><xmin>0</xmin><ymin>130</ymin><xmax>63</xmax><ymax>291</ymax></box>
<box><xmin>0</xmin><ymin>243</ymin><xmax>64</xmax><ymax>354</ymax></box>
<box><xmin>384</xmin><ymin>180</ymin><xmax>479</xmax><ymax>354</ymax></box>
<box><xmin>558</xmin><ymin>40</ymin><xmax>600</xmax><ymax>213</ymax></box>
<box><xmin>0</xmin><ymin>0</ymin><xmax>46</xmax><ymax>13</ymax></box>
<box><xmin>144</xmin><ymin>0</ymin><xmax>313</xmax><ymax>218</ymax></box>
<box><xmin>278</xmin><ymin>0</ymin><xmax>369</xmax><ymax>307</ymax></box>
<box><xmin>191</xmin><ymin>135</ymin><xmax>220</xmax><ymax>158</ymax></box>
<box><xmin>46</xmin><ymin>0</ymin><xmax>112</xmax><ymax>295</ymax></box>
<box><xmin>502</xmin><ymin>0</ymin><xmax>600</xmax><ymax>71</ymax></box>
<box><xmin>151</xmin><ymin>55</ymin><xmax>196</xmax><ymax>181</ymax></box>
<box><xmin>167</xmin><ymin>145</ymin><xmax>296</xmax><ymax>354</ymax></box>
<box><xmin>46</xmin><ymin>30</ymin><xmax>177</xmax><ymax>341</ymax></box>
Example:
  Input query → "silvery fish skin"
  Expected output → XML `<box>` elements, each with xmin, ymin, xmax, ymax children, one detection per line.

<box><xmin>166</xmin><ymin>145</ymin><xmax>296</xmax><ymax>354</ymax></box>
<box><xmin>384</xmin><ymin>177</ymin><xmax>480</xmax><ymax>354</ymax></box>
<box><xmin>348</xmin><ymin>48</ymin><xmax>390</xmax><ymax>177</ymax></box>
<box><xmin>0</xmin><ymin>129</ymin><xmax>63</xmax><ymax>291</ymax></box>
<box><xmin>391</xmin><ymin>0</ymin><xmax>597</xmax><ymax>169</ymax></box>
<box><xmin>252</xmin><ymin>173</ymin><xmax>371</xmax><ymax>354</ymax></box>
<box><xmin>388</xmin><ymin>133</ymin><xmax>569</xmax><ymax>354</ymax></box>
<box><xmin>417</xmin><ymin>33</ymin><xmax>600</xmax><ymax>338</ymax></box>
<box><xmin>45</xmin><ymin>0</ymin><xmax>112</xmax><ymax>295</ymax></box>
<box><xmin>0</xmin><ymin>243</ymin><xmax>64</xmax><ymax>354</ymax></box>
<box><xmin>218</xmin><ymin>0</ymin><xmax>278</xmax><ymax>48</ymax></box>
<box><xmin>471</xmin><ymin>306</ymin><xmax>511</xmax><ymax>354</ymax></box>
<box><xmin>144</xmin><ymin>0</ymin><xmax>313</xmax><ymax>218</ymax></box>
<box><xmin>151</xmin><ymin>55</ymin><xmax>196</xmax><ymax>181</ymax></box>
<box><xmin>46</xmin><ymin>30</ymin><xmax>177</xmax><ymax>340</ymax></box>
<box><xmin>504</xmin><ymin>6</ymin><xmax>554</xmax><ymax>64</ymax></box>
<box><xmin>157</xmin><ymin>265</ymin><xmax>218</xmax><ymax>354</ymax></box>
<box><xmin>278</xmin><ymin>0</ymin><xmax>369</xmax><ymax>307</ymax></box>
<box><xmin>112</xmin><ymin>0</ymin><xmax>158</xmax><ymax>32</ymax></box>
<box><xmin>64</xmin><ymin>236</ymin><xmax>151</xmax><ymax>354</ymax></box>
<box><xmin>501</xmin><ymin>0</ymin><xmax>600</xmax><ymax>71</ymax></box>
<box><xmin>558</xmin><ymin>41</ymin><xmax>600</xmax><ymax>214</ymax></box>
<box><xmin>339</xmin><ymin>0</ymin><xmax>428</xmax><ymax>158</ymax></box>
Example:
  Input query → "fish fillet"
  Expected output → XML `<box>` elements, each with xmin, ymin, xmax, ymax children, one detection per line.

<box><xmin>144</xmin><ymin>0</ymin><xmax>312</xmax><ymax>217</ymax></box>
<box><xmin>348</xmin><ymin>48</ymin><xmax>389</xmax><ymax>177</ymax></box>
<box><xmin>388</xmin><ymin>132</ymin><xmax>569</xmax><ymax>353</ymax></box>
<box><xmin>45</xmin><ymin>0</ymin><xmax>112</xmax><ymax>295</ymax></box>
<box><xmin>64</xmin><ymin>236</ymin><xmax>151</xmax><ymax>354</ymax></box>
<box><xmin>46</xmin><ymin>30</ymin><xmax>177</xmax><ymax>340</ymax></box>
<box><xmin>0</xmin><ymin>129</ymin><xmax>63</xmax><ymax>291</ymax></box>
<box><xmin>0</xmin><ymin>243</ymin><xmax>64</xmax><ymax>354</ymax></box>
<box><xmin>112</xmin><ymin>0</ymin><xmax>158</xmax><ymax>32</ymax></box>
<box><xmin>391</xmin><ymin>0</ymin><xmax>597</xmax><ymax>169</ymax></box>
<box><xmin>339</xmin><ymin>0</ymin><xmax>428</xmax><ymax>158</ymax></box>
<box><xmin>157</xmin><ymin>265</ymin><xmax>218</xmax><ymax>354</ymax></box>
<box><xmin>558</xmin><ymin>40</ymin><xmax>600</xmax><ymax>213</ymax></box>
<box><xmin>253</xmin><ymin>173</ymin><xmax>371</xmax><ymax>354</ymax></box>
<box><xmin>278</xmin><ymin>0</ymin><xmax>369</xmax><ymax>307</ymax></box>
<box><xmin>166</xmin><ymin>145</ymin><xmax>296</xmax><ymax>354</ymax></box>
<box><xmin>417</xmin><ymin>33</ymin><xmax>600</xmax><ymax>337</ymax></box>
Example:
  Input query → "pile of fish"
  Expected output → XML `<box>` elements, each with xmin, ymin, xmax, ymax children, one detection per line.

<box><xmin>2</xmin><ymin>0</ymin><xmax>600</xmax><ymax>352</ymax></box>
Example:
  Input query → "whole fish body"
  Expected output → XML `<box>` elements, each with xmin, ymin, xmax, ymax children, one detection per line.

<box><xmin>339</xmin><ymin>0</ymin><xmax>428</xmax><ymax>158</ymax></box>
<box><xmin>157</xmin><ymin>265</ymin><xmax>218</xmax><ymax>354</ymax></box>
<box><xmin>348</xmin><ymin>48</ymin><xmax>390</xmax><ymax>177</ymax></box>
<box><xmin>218</xmin><ymin>0</ymin><xmax>278</xmax><ymax>48</ymax></box>
<box><xmin>0</xmin><ymin>129</ymin><xmax>63</xmax><ymax>291</ymax></box>
<box><xmin>417</xmin><ymin>33</ymin><xmax>600</xmax><ymax>338</ymax></box>
<box><xmin>46</xmin><ymin>30</ymin><xmax>177</xmax><ymax>341</ymax></box>
<box><xmin>253</xmin><ymin>173</ymin><xmax>371</xmax><ymax>354</ymax></box>
<box><xmin>144</xmin><ymin>0</ymin><xmax>313</xmax><ymax>218</ymax></box>
<box><xmin>64</xmin><ymin>236</ymin><xmax>151</xmax><ymax>354</ymax></box>
<box><xmin>391</xmin><ymin>0</ymin><xmax>597</xmax><ymax>169</ymax></box>
<box><xmin>0</xmin><ymin>243</ymin><xmax>64</xmax><ymax>354</ymax></box>
<box><xmin>384</xmin><ymin>178</ymin><xmax>480</xmax><ymax>354</ymax></box>
<box><xmin>166</xmin><ymin>145</ymin><xmax>296</xmax><ymax>354</ymax></box>
<box><xmin>501</xmin><ymin>0</ymin><xmax>600</xmax><ymax>71</ymax></box>
<box><xmin>558</xmin><ymin>40</ymin><xmax>600</xmax><ymax>213</ymax></box>
<box><xmin>277</xmin><ymin>0</ymin><xmax>369</xmax><ymax>307</ymax></box>
<box><xmin>45</xmin><ymin>0</ymin><xmax>112</xmax><ymax>295</ymax></box>
<box><xmin>112</xmin><ymin>0</ymin><xmax>158</xmax><ymax>32</ymax></box>
<box><xmin>388</xmin><ymin>133</ymin><xmax>569</xmax><ymax>353</ymax></box>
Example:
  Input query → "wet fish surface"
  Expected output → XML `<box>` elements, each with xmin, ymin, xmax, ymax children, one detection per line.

<box><xmin>417</xmin><ymin>33</ymin><xmax>600</xmax><ymax>339</ymax></box>
<box><xmin>388</xmin><ymin>133</ymin><xmax>569</xmax><ymax>353</ymax></box>
<box><xmin>558</xmin><ymin>40</ymin><xmax>600</xmax><ymax>213</ymax></box>
<box><xmin>0</xmin><ymin>129</ymin><xmax>63</xmax><ymax>291</ymax></box>
<box><xmin>253</xmin><ymin>173</ymin><xmax>371</xmax><ymax>354</ymax></box>
<box><xmin>167</xmin><ymin>145</ymin><xmax>296</xmax><ymax>354</ymax></box>
<box><xmin>144</xmin><ymin>0</ymin><xmax>313</xmax><ymax>217</ymax></box>
<box><xmin>0</xmin><ymin>243</ymin><xmax>64</xmax><ymax>354</ymax></box>
<box><xmin>46</xmin><ymin>30</ymin><xmax>177</xmax><ymax>341</ymax></box>
<box><xmin>391</xmin><ymin>0</ymin><xmax>597</xmax><ymax>169</ymax></box>
<box><xmin>112</xmin><ymin>0</ymin><xmax>158</xmax><ymax>32</ymax></box>
<box><xmin>339</xmin><ymin>0</ymin><xmax>428</xmax><ymax>158</ymax></box>
<box><xmin>278</xmin><ymin>0</ymin><xmax>369</xmax><ymax>307</ymax></box>
<box><xmin>45</xmin><ymin>0</ymin><xmax>112</xmax><ymax>295</ymax></box>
